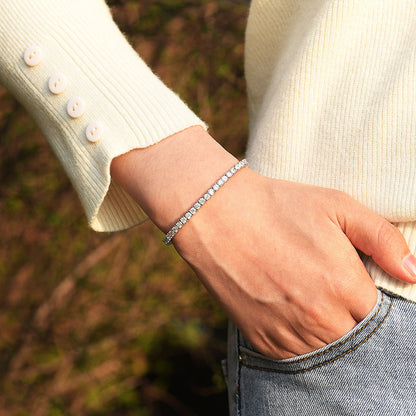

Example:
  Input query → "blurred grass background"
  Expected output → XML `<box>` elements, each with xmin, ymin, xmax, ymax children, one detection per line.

<box><xmin>0</xmin><ymin>0</ymin><xmax>249</xmax><ymax>415</ymax></box>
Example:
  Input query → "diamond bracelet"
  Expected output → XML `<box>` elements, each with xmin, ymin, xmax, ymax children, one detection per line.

<box><xmin>162</xmin><ymin>159</ymin><xmax>248</xmax><ymax>245</ymax></box>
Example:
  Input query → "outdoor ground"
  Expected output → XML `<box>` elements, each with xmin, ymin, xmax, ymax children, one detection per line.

<box><xmin>0</xmin><ymin>1</ymin><xmax>249</xmax><ymax>415</ymax></box>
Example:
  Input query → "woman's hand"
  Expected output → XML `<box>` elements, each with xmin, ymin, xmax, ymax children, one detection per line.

<box><xmin>112</xmin><ymin>126</ymin><xmax>416</xmax><ymax>360</ymax></box>
<box><xmin>174</xmin><ymin>169</ymin><xmax>416</xmax><ymax>359</ymax></box>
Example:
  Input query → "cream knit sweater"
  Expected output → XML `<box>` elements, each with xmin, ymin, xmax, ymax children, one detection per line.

<box><xmin>0</xmin><ymin>0</ymin><xmax>205</xmax><ymax>231</ymax></box>
<box><xmin>1</xmin><ymin>0</ymin><xmax>416</xmax><ymax>300</ymax></box>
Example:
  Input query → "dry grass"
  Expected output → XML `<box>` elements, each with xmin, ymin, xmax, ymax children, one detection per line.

<box><xmin>0</xmin><ymin>0</ymin><xmax>249</xmax><ymax>415</ymax></box>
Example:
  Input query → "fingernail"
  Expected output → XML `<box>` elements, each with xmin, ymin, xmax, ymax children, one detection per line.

<box><xmin>403</xmin><ymin>254</ymin><xmax>416</xmax><ymax>278</ymax></box>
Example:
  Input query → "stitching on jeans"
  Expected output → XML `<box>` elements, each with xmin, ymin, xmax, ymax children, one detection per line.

<box><xmin>240</xmin><ymin>294</ymin><xmax>392</xmax><ymax>374</ymax></box>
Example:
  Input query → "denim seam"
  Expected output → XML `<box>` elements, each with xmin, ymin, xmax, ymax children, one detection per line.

<box><xmin>240</xmin><ymin>295</ymin><xmax>392</xmax><ymax>374</ymax></box>
<box><xmin>236</xmin><ymin>327</ymin><xmax>242</xmax><ymax>416</ymax></box>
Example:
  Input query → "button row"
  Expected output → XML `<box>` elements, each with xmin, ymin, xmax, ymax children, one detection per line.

<box><xmin>23</xmin><ymin>45</ymin><xmax>103</xmax><ymax>143</ymax></box>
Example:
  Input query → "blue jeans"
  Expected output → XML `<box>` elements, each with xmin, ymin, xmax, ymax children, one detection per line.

<box><xmin>225</xmin><ymin>289</ymin><xmax>416</xmax><ymax>415</ymax></box>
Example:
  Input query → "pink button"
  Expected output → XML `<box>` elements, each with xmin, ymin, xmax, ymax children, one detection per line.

<box><xmin>66</xmin><ymin>97</ymin><xmax>86</xmax><ymax>118</ymax></box>
<box><xmin>85</xmin><ymin>121</ymin><xmax>104</xmax><ymax>143</ymax></box>
<box><xmin>23</xmin><ymin>45</ymin><xmax>43</xmax><ymax>67</ymax></box>
<box><xmin>49</xmin><ymin>73</ymin><xmax>68</xmax><ymax>95</ymax></box>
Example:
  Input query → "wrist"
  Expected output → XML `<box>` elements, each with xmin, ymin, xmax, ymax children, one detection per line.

<box><xmin>162</xmin><ymin>159</ymin><xmax>248</xmax><ymax>245</ymax></box>
<box><xmin>172</xmin><ymin>166</ymin><xmax>267</xmax><ymax>260</ymax></box>
<box><xmin>110</xmin><ymin>126</ymin><xmax>238</xmax><ymax>231</ymax></box>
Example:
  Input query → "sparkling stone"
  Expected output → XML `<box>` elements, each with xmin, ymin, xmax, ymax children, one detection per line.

<box><xmin>213</xmin><ymin>184</ymin><xmax>220</xmax><ymax>191</ymax></box>
<box><xmin>204</xmin><ymin>193</ymin><xmax>211</xmax><ymax>200</ymax></box>
<box><xmin>217</xmin><ymin>179</ymin><xmax>224</xmax><ymax>186</ymax></box>
<box><xmin>190</xmin><ymin>207</ymin><xmax>196</xmax><ymax>215</ymax></box>
<box><xmin>177</xmin><ymin>222</ymin><xmax>182</xmax><ymax>229</ymax></box>
<box><xmin>226</xmin><ymin>171</ymin><xmax>232</xmax><ymax>178</ymax></box>
<box><xmin>180</xmin><ymin>217</ymin><xmax>187</xmax><ymax>224</ymax></box>
<box><xmin>185</xmin><ymin>212</ymin><xmax>192</xmax><ymax>220</ymax></box>
<box><xmin>231</xmin><ymin>167</ymin><xmax>236</xmax><ymax>174</ymax></box>
<box><xmin>199</xmin><ymin>198</ymin><xmax>205</xmax><ymax>205</ymax></box>
<box><xmin>194</xmin><ymin>202</ymin><xmax>201</xmax><ymax>210</ymax></box>
<box><xmin>222</xmin><ymin>175</ymin><xmax>228</xmax><ymax>182</ymax></box>
<box><xmin>208</xmin><ymin>189</ymin><xmax>215</xmax><ymax>196</ymax></box>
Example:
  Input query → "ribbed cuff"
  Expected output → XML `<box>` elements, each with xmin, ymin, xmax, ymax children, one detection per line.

<box><xmin>0</xmin><ymin>0</ymin><xmax>206</xmax><ymax>231</ymax></box>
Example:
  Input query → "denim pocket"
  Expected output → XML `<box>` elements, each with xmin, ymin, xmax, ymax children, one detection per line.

<box><xmin>238</xmin><ymin>289</ymin><xmax>392</xmax><ymax>374</ymax></box>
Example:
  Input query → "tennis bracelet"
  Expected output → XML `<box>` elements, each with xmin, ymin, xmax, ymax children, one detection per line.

<box><xmin>162</xmin><ymin>159</ymin><xmax>248</xmax><ymax>245</ymax></box>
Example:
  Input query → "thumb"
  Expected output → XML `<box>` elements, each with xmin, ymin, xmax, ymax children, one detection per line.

<box><xmin>337</xmin><ymin>196</ymin><xmax>416</xmax><ymax>284</ymax></box>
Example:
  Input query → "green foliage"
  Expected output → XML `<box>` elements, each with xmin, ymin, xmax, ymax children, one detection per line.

<box><xmin>0</xmin><ymin>1</ymin><xmax>248</xmax><ymax>414</ymax></box>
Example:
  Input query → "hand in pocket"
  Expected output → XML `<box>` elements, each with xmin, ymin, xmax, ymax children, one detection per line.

<box><xmin>174</xmin><ymin>169</ymin><xmax>416</xmax><ymax>359</ymax></box>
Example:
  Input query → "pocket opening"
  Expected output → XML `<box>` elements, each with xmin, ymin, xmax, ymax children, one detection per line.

<box><xmin>238</xmin><ymin>289</ymin><xmax>392</xmax><ymax>374</ymax></box>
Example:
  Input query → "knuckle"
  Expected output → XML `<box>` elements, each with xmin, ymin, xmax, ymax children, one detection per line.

<box><xmin>326</xmin><ymin>190</ymin><xmax>352</xmax><ymax>228</ymax></box>
<box><xmin>249</xmin><ymin>330</ymin><xmax>283</xmax><ymax>359</ymax></box>
<box><xmin>376</xmin><ymin>220</ymin><xmax>400</xmax><ymax>247</ymax></box>
<box><xmin>303</xmin><ymin>303</ymin><xmax>328</xmax><ymax>330</ymax></box>
<box><xmin>328</xmin><ymin>189</ymin><xmax>350</xmax><ymax>205</ymax></box>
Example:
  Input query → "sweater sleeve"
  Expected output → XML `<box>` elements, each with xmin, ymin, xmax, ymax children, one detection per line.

<box><xmin>0</xmin><ymin>0</ymin><xmax>206</xmax><ymax>232</ymax></box>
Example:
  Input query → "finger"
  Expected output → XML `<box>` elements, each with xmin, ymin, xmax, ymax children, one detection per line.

<box><xmin>272</xmin><ymin>317</ymin><xmax>358</xmax><ymax>359</ymax></box>
<box><xmin>336</xmin><ymin>195</ymin><xmax>416</xmax><ymax>283</ymax></box>
<box><xmin>278</xmin><ymin>300</ymin><xmax>359</xmax><ymax>356</ymax></box>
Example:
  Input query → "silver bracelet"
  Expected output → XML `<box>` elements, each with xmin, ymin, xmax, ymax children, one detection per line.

<box><xmin>163</xmin><ymin>159</ymin><xmax>248</xmax><ymax>245</ymax></box>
